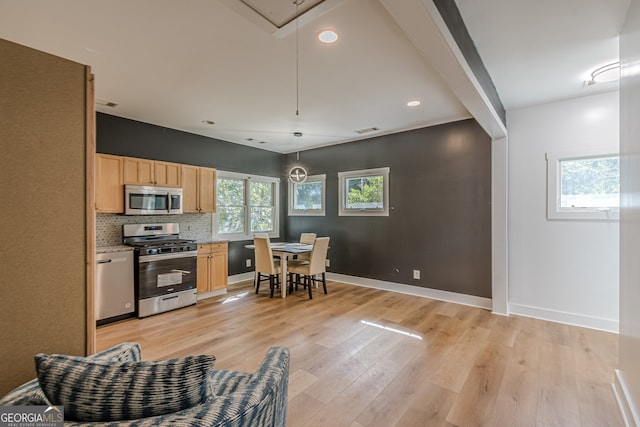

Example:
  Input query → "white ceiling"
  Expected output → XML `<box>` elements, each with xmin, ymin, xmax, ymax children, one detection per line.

<box><xmin>0</xmin><ymin>0</ymin><xmax>630</xmax><ymax>153</ymax></box>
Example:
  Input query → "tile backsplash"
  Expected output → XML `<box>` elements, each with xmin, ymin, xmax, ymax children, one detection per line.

<box><xmin>96</xmin><ymin>213</ymin><xmax>213</xmax><ymax>246</ymax></box>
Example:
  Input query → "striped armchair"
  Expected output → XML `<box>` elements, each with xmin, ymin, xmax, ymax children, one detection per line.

<box><xmin>0</xmin><ymin>343</ymin><xmax>290</xmax><ymax>427</ymax></box>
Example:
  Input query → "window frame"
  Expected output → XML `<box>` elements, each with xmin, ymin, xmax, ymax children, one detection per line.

<box><xmin>288</xmin><ymin>174</ymin><xmax>326</xmax><ymax>216</ymax></box>
<box><xmin>214</xmin><ymin>170</ymin><xmax>280</xmax><ymax>241</ymax></box>
<box><xmin>338</xmin><ymin>167</ymin><xmax>390</xmax><ymax>216</ymax></box>
<box><xmin>546</xmin><ymin>147</ymin><xmax>619</xmax><ymax>221</ymax></box>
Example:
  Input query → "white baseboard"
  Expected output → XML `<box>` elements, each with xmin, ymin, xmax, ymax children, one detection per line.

<box><xmin>196</xmin><ymin>288</ymin><xmax>227</xmax><ymax>301</ymax></box>
<box><xmin>509</xmin><ymin>303</ymin><xmax>619</xmax><ymax>333</ymax></box>
<box><xmin>326</xmin><ymin>272</ymin><xmax>493</xmax><ymax>310</ymax></box>
<box><xmin>614</xmin><ymin>369</ymin><xmax>639</xmax><ymax>427</ymax></box>
<box><xmin>228</xmin><ymin>272</ymin><xmax>254</xmax><ymax>285</ymax></box>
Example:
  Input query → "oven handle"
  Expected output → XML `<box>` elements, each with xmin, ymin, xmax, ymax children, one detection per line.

<box><xmin>138</xmin><ymin>251</ymin><xmax>198</xmax><ymax>263</ymax></box>
<box><xmin>171</xmin><ymin>269</ymin><xmax>191</xmax><ymax>275</ymax></box>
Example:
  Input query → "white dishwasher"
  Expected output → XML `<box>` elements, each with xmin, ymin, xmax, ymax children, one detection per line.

<box><xmin>96</xmin><ymin>250</ymin><xmax>135</xmax><ymax>325</ymax></box>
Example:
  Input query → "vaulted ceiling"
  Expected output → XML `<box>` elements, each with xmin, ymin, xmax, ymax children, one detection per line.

<box><xmin>0</xmin><ymin>0</ymin><xmax>630</xmax><ymax>152</ymax></box>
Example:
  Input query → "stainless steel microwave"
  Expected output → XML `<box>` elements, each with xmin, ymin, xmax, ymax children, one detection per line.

<box><xmin>125</xmin><ymin>185</ymin><xmax>183</xmax><ymax>215</ymax></box>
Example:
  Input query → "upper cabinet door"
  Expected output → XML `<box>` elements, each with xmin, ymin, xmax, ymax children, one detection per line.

<box><xmin>155</xmin><ymin>161</ymin><xmax>181</xmax><ymax>187</ymax></box>
<box><xmin>198</xmin><ymin>167</ymin><xmax>217</xmax><ymax>213</ymax></box>
<box><xmin>181</xmin><ymin>164</ymin><xmax>199</xmax><ymax>213</ymax></box>
<box><xmin>123</xmin><ymin>157</ymin><xmax>154</xmax><ymax>185</ymax></box>
<box><xmin>95</xmin><ymin>154</ymin><xmax>124</xmax><ymax>213</ymax></box>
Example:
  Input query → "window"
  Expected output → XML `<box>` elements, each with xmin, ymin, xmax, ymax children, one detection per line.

<box><xmin>215</xmin><ymin>171</ymin><xmax>279</xmax><ymax>240</ymax></box>
<box><xmin>338</xmin><ymin>167</ymin><xmax>390</xmax><ymax>216</ymax></box>
<box><xmin>547</xmin><ymin>148</ymin><xmax>619</xmax><ymax>220</ymax></box>
<box><xmin>288</xmin><ymin>174</ymin><xmax>326</xmax><ymax>216</ymax></box>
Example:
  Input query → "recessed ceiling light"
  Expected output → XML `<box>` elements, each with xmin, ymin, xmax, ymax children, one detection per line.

<box><xmin>407</xmin><ymin>100</ymin><xmax>421</xmax><ymax>107</ymax></box>
<box><xmin>318</xmin><ymin>30</ymin><xmax>338</xmax><ymax>44</ymax></box>
<box><xmin>201</xmin><ymin>120</ymin><xmax>215</xmax><ymax>125</ymax></box>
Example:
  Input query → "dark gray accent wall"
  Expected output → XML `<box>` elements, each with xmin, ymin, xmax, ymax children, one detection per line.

<box><xmin>432</xmin><ymin>0</ymin><xmax>506</xmax><ymax>126</ymax></box>
<box><xmin>285</xmin><ymin>119</ymin><xmax>492</xmax><ymax>298</ymax></box>
<box><xmin>96</xmin><ymin>113</ymin><xmax>285</xmax><ymax>276</ymax></box>
<box><xmin>97</xmin><ymin>113</ymin><xmax>492</xmax><ymax>298</ymax></box>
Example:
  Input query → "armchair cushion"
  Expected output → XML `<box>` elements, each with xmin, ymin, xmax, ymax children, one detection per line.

<box><xmin>35</xmin><ymin>353</ymin><xmax>216</xmax><ymax>422</ymax></box>
<box><xmin>0</xmin><ymin>342</ymin><xmax>141</xmax><ymax>407</ymax></box>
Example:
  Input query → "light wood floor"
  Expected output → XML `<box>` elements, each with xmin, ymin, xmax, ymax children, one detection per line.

<box><xmin>96</xmin><ymin>280</ymin><xmax>623</xmax><ymax>427</ymax></box>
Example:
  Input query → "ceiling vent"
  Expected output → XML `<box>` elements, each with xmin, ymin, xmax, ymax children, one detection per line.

<box><xmin>96</xmin><ymin>99</ymin><xmax>118</xmax><ymax>108</ymax></box>
<box><xmin>354</xmin><ymin>127</ymin><xmax>379</xmax><ymax>135</ymax></box>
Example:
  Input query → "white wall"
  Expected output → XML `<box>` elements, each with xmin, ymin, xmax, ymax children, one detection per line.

<box><xmin>507</xmin><ymin>91</ymin><xmax>620</xmax><ymax>332</ymax></box>
<box><xmin>617</xmin><ymin>0</ymin><xmax>640</xmax><ymax>423</ymax></box>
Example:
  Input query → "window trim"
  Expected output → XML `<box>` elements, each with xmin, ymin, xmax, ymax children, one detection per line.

<box><xmin>546</xmin><ymin>147</ymin><xmax>619</xmax><ymax>221</ymax></box>
<box><xmin>288</xmin><ymin>174</ymin><xmax>326</xmax><ymax>216</ymax></box>
<box><xmin>215</xmin><ymin>170</ymin><xmax>280</xmax><ymax>241</ymax></box>
<box><xmin>338</xmin><ymin>167</ymin><xmax>390</xmax><ymax>217</ymax></box>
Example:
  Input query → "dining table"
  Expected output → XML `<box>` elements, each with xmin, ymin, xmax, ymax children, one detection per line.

<box><xmin>245</xmin><ymin>242</ymin><xmax>313</xmax><ymax>298</ymax></box>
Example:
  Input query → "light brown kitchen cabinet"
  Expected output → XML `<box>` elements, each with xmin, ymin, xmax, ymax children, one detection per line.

<box><xmin>197</xmin><ymin>242</ymin><xmax>228</xmax><ymax>294</ymax></box>
<box><xmin>95</xmin><ymin>154</ymin><xmax>124</xmax><ymax>213</ymax></box>
<box><xmin>182</xmin><ymin>165</ymin><xmax>216</xmax><ymax>213</ymax></box>
<box><xmin>124</xmin><ymin>157</ymin><xmax>181</xmax><ymax>187</ymax></box>
<box><xmin>154</xmin><ymin>161</ymin><xmax>181</xmax><ymax>187</ymax></box>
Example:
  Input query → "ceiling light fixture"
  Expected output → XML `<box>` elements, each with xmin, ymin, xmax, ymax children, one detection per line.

<box><xmin>587</xmin><ymin>62</ymin><xmax>620</xmax><ymax>85</ymax></box>
<box><xmin>407</xmin><ymin>100</ymin><xmax>421</xmax><ymax>107</ymax></box>
<box><xmin>318</xmin><ymin>30</ymin><xmax>338</xmax><ymax>44</ymax></box>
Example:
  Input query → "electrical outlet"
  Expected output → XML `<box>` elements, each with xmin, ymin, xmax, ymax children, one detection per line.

<box><xmin>413</xmin><ymin>269</ymin><xmax>420</xmax><ymax>280</ymax></box>
<box><xmin>246</xmin><ymin>259</ymin><xmax>251</xmax><ymax>268</ymax></box>
<box><xmin>325</xmin><ymin>259</ymin><xmax>330</xmax><ymax>267</ymax></box>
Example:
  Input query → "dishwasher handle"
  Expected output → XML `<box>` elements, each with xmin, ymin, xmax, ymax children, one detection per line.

<box><xmin>97</xmin><ymin>256</ymin><xmax>130</xmax><ymax>265</ymax></box>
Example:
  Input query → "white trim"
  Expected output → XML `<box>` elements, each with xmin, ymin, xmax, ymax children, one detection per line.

<box><xmin>196</xmin><ymin>288</ymin><xmax>227</xmax><ymax>301</ymax></box>
<box><xmin>228</xmin><ymin>272</ymin><xmax>255</xmax><ymax>285</ymax></box>
<box><xmin>288</xmin><ymin>174</ymin><xmax>326</xmax><ymax>216</ymax></box>
<box><xmin>509</xmin><ymin>302</ymin><xmax>619</xmax><ymax>333</ymax></box>
<box><xmin>614</xmin><ymin>369</ymin><xmax>640</xmax><ymax>427</ymax></box>
<box><xmin>326</xmin><ymin>272</ymin><xmax>492</xmax><ymax>310</ymax></box>
<box><xmin>338</xmin><ymin>167</ymin><xmax>390</xmax><ymax>216</ymax></box>
<box><xmin>492</xmin><ymin>137</ymin><xmax>509</xmax><ymax>315</ymax></box>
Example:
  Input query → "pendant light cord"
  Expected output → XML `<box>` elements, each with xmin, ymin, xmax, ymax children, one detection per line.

<box><xmin>295</xmin><ymin>0</ymin><xmax>302</xmax><ymax>116</ymax></box>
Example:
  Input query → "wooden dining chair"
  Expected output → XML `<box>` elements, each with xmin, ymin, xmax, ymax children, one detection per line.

<box><xmin>288</xmin><ymin>237</ymin><xmax>330</xmax><ymax>299</ymax></box>
<box><xmin>253</xmin><ymin>235</ymin><xmax>281</xmax><ymax>298</ymax></box>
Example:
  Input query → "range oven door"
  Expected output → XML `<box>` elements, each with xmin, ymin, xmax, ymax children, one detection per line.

<box><xmin>137</xmin><ymin>251</ymin><xmax>197</xmax><ymax>299</ymax></box>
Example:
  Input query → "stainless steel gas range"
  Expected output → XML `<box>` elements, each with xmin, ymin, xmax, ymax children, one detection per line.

<box><xmin>123</xmin><ymin>223</ymin><xmax>197</xmax><ymax>318</ymax></box>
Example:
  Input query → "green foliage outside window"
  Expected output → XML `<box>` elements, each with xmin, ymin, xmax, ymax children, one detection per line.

<box><xmin>249</xmin><ymin>181</ymin><xmax>274</xmax><ymax>232</ymax></box>
<box><xmin>345</xmin><ymin>175</ymin><xmax>384</xmax><ymax>209</ymax></box>
<box><xmin>294</xmin><ymin>181</ymin><xmax>322</xmax><ymax>210</ymax></box>
<box><xmin>217</xmin><ymin>178</ymin><xmax>245</xmax><ymax>233</ymax></box>
<box><xmin>560</xmin><ymin>156</ymin><xmax>619</xmax><ymax>208</ymax></box>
